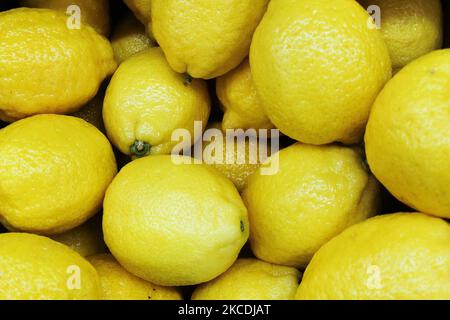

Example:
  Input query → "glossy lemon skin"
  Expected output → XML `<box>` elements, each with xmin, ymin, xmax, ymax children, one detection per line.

<box><xmin>103</xmin><ymin>155</ymin><xmax>249</xmax><ymax>286</ymax></box>
<box><xmin>88</xmin><ymin>254</ymin><xmax>183</xmax><ymax>300</ymax></box>
<box><xmin>242</xmin><ymin>143</ymin><xmax>380</xmax><ymax>268</ymax></box>
<box><xmin>217</xmin><ymin>59</ymin><xmax>274</xmax><ymax>131</ymax></box>
<box><xmin>0</xmin><ymin>8</ymin><xmax>116</xmax><ymax>122</ymax></box>
<box><xmin>103</xmin><ymin>48</ymin><xmax>210</xmax><ymax>156</ymax></box>
<box><xmin>365</xmin><ymin>49</ymin><xmax>450</xmax><ymax>219</ymax></box>
<box><xmin>296</xmin><ymin>213</ymin><xmax>450</xmax><ymax>300</ymax></box>
<box><xmin>151</xmin><ymin>0</ymin><xmax>269</xmax><ymax>79</ymax></box>
<box><xmin>192</xmin><ymin>258</ymin><xmax>301</xmax><ymax>300</ymax></box>
<box><xmin>21</xmin><ymin>0</ymin><xmax>111</xmax><ymax>36</ymax></box>
<box><xmin>359</xmin><ymin>0</ymin><xmax>443</xmax><ymax>72</ymax></box>
<box><xmin>111</xmin><ymin>14</ymin><xmax>155</xmax><ymax>64</ymax></box>
<box><xmin>0</xmin><ymin>115</ymin><xmax>117</xmax><ymax>235</ymax></box>
<box><xmin>203</xmin><ymin>127</ymin><xmax>270</xmax><ymax>192</ymax></box>
<box><xmin>250</xmin><ymin>0</ymin><xmax>391</xmax><ymax>145</ymax></box>
<box><xmin>0</xmin><ymin>233</ymin><xmax>100</xmax><ymax>300</ymax></box>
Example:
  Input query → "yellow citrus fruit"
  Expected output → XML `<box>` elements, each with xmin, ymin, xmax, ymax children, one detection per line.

<box><xmin>192</xmin><ymin>258</ymin><xmax>301</xmax><ymax>300</ymax></box>
<box><xmin>51</xmin><ymin>214</ymin><xmax>107</xmax><ymax>257</ymax></box>
<box><xmin>71</xmin><ymin>86</ymin><xmax>106</xmax><ymax>133</ymax></box>
<box><xmin>20</xmin><ymin>0</ymin><xmax>111</xmax><ymax>36</ymax></box>
<box><xmin>359</xmin><ymin>0</ymin><xmax>443</xmax><ymax>72</ymax></box>
<box><xmin>0</xmin><ymin>114</ymin><xmax>117</xmax><ymax>235</ymax></box>
<box><xmin>365</xmin><ymin>49</ymin><xmax>450</xmax><ymax>219</ymax></box>
<box><xmin>203</xmin><ymin>127</ymin><xmax>271</xmax><ymax>192</ymax></box>
<box><xmin>151</xmin><ymin>0</ymin><xmax>269</xmax><ymax>79</ymax></box>
<box><xmin>124</xmin><ymin>0</ymin><xmax>152</xmax><ymax>25</ymax></box>
<box><xmin>88</xmin><ymin>253</ymin><xmax>182</xmax><ymax>300</ymax></box>
<box><xmin>103</xmin><ymin>48</ymin><xmax>210</xmax><ymax>157</ymax></box>
<box><xmin>296</xmin><ymin>213</ymin><xmax>450</xmax><ymax>300</ymax></box>
<box><xmin>103</xmin><ymin>155</ymin><xmax>249</xmax><ymax>286</ymax></box>
<box><xmin>217</xmin><ymin>59</ymin><xmax>274</xmax><ymax>131</ymax></box>
<box><xmin>0</xmin><ymin>8</ymin><xmax>116</xmax><ymax>122</ymax></box>
<box><xmin>250</xmin><ymin>0</ymin><xmax>391</xmax><ymax>145</ymax></box>
<box><xmin>0</xmin><ymin>233</ymin><xmax>100</xmax><ymax>300</ymax></box>
<box><xmin>242</xmin><ymin>143</ymin><xmax>380</xmax><ymax>268</ymax></box>
<box><xmin>111</xmin><ymin>14</ymin><xmax>155</xmax><ymax>64</ymax></box>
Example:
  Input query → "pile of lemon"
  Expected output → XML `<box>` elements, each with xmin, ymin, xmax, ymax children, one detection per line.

<box><xmin>0</xmin><ymin>0</ymin><xmax>449</xmax><ymax>300</ymax></box>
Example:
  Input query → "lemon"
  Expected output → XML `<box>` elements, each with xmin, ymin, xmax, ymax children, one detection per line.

<box><xmin>151</xmin><ymin>0</ymin><xmax>269</xmax><ymax>79</ymax></box>
<box><xmin>192</xmin><ymin>258</ymin><xmax>301</xmax><ymax>300</ymax></box>
<box><xmin>20</xmin><ymin>0</ymin><xmax>111</xmax><ymax>36</ymax></box>
<box><xmin>71</xmin><ymin>86</ymin><xmax>106</xmax><ymax>133</ymax></box>
<box><xmin>72</xmin><ymin>88</ymin><xmax>135</xmax><ymax>170</ymax></box>
<box><xmin>111</xmin><ymin>14</ymin><xmax>155</xmax><ymax>64</ymax></box>
<box><xmin>88</xmin><ymin>254</ymin><xmax>182</xmax><ymax>300</ymax></box>
<box><xmin>217</xmin><ymin>59</ymin><xmax>274</xmax><ymax>131</ymax></box>
<box><xmin>0</xmin><ymin>114</ymin><xmax>117</xmax><ymax>235</ymax></box>
<box><xmin>103</xmin><ymin>155</ymin><xmax>249</xmax><ymax>286</ymax></box>
<box><xmin>359</xmin><ymin>0</ymin><xmax>443</xmax><ymax>73</ymax></box>
<box><xmin>242</xmin><ymin>143</ymin><xmax>380</xmax><ymax>268</ymax></box>
<box><xmin>0</xmin><ymin>8</ymin><xmax>116</xmax><ymax>122</ymax></box>
<box><xmin>203</xmin><ymin>126</ymin><xmax>271</xmax><ymax>192</ymax></box>
<box><xmin>296</xmin><ymin>213</ymin><xmax>450</xmax><ymax>300</ymax></box>
<box><xmin>51</xmin><ymin>214</ymin><xmax>107</xmax><ymax>257</ymax></box>
<box><xmin>124</xmin><ymin>0</ymin><xmax>152</xmax><ymax>25</ymax></box>
<box><xmin>365</xmin><ymin>49</ymin><xmax>450</xmax><ymax>219</ymax></box>
<box><xmin>250</xmin><ymin>0</ymin><xmax>391</xmax><ymax>145</ymax></box>
<box><xmin>0</xmin><ymin>233</ymin><xmax>100</xmax><ymax>300</ymax></box>
<box><xmin>103</xmin><ymin>48</ymin><xmax>210</xmax><ymax>157</ymax></box>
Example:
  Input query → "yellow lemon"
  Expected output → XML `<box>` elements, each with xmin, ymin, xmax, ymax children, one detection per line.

<box><xmin>71</xmin><ymin>86</ymin><xmax>107</xmax><ymax>133</ymax></box>
<box><xmin>124</xmin><ymin>0</ymin><xmax>152</xmax><ymax>25</ymax></box>
<box><xmin>359</xmin><ymin>0</ymin><xmax>443</xmax><ymax>72</ymax></box>
<box><xmin>250</xmin><ymin>0</ymin><xmax>391</xmax><ymax>145</ymax></box>
<box><xmin>88</xmin><ymin>254</ymin><xmax>182</xmax><ymax>300</ymax></box>
<box><xmin>20</xmin><ymin>0</ymin><xmax>111</xmax><ymax>36</ymax></box>
<box><xmin>111</xmin><ymin>14</ymin><xmax>155</xmax><ymax>64</ymax></box>
<box><xmin>0</xmin><ymin>233</ymin><xmax>100</xmax><ymax>300</ymax></box>
<box><xmin>203</xmin><ymin>126</ymin><xmax>271</xmax><ymax>192</ymax></box>
<box><xmin>242</xmin><ymin>143</ymin><xmax>380</xmax><ymax>268</ymax></box>
<box><xmin>151</xmin><ymin>0</ymin><xmax>269</xmax><ymax>79</ymax></box>
<box><xmin>217</xmin><ymin>59</ymin><xmax>274</xmax><ymax>131</ymax></box>
<box><xmin>365</xmin><ymin>49</ymin><xmax>450</xmax><ymax>219</ymax></box>
<box><xmin>103</xmin><ymin>47</ymin><xmax>210</xmax><ymax>157</ymax></box>
<box><xmin>296</xmin><ymin>213</ymin><xmax>450</xmax><ymax>300</ymax></box>
<box><xmin>192</xmin><ymin>258</ymin><xmax>301</xmax><ymax>300</ymax></box>
<box><xmin>103</xmin><ymin>155</ymin><xmax>249</xmax><ymax>286</ymax></box>
<box><xmin>0</xmin><ymin>114</ymin><xmax>117</xmax><ymax>235</ymax></box>
<box><xmin>51</xmin><ymin>214</ymin><xmax>107</xmax><ymax>257</ymax></box>
<box><xmin>0</xmin><ymin>8</ymin><xmax>116</xmax><ymax>122</ymax></box>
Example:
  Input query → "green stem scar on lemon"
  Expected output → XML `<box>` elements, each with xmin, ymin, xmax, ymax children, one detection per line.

<box><xmin>240</xmin><ymin>220</ymin><xmax>245</xmax><ymax>232</ymax></box>
<box><xmin>130</xmin><ymin>140</ymin><xmax>151</xmax><ymax>157</ymax></box>
<box><xmin>183</xmin><ymin>74</ymin><xmax>193</xmax><ymax>86</ymax></box>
